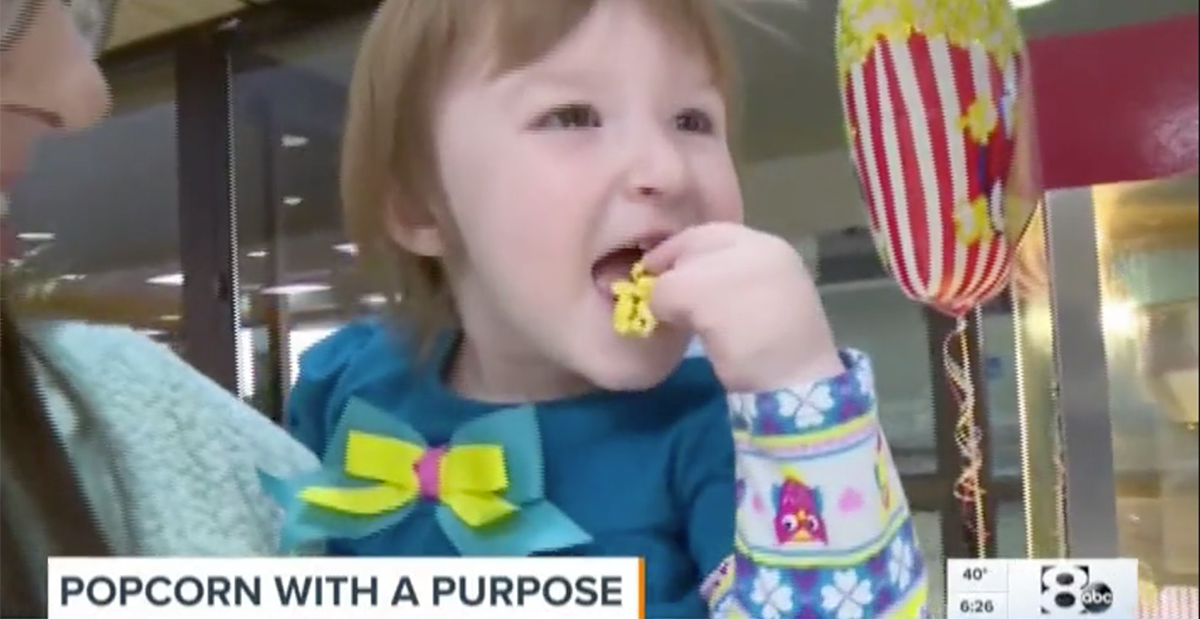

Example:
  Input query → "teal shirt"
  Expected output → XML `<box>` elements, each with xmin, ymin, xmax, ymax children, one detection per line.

<box><xmin>286</xmin><ymin>320</ymin><xmax>734</xmax><ymax>618</ymax></box>
<box><xmin>285</xmin><ymin>320</ymin><xmax>932</xmax><ymax>619</ymax></box>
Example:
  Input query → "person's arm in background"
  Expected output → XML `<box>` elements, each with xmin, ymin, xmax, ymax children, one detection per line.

<box><xmin>25</xmin><ymin>321</ymin><xmax>325</xmax><ymax>557</ymax></box>
<box><xmin>701</xmin><ymin>349</ymin><xmax>929</xmax><ymax>618</ymax></box>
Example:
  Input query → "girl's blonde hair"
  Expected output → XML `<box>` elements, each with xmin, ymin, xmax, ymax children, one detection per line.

<box><xmin>340</xmin><ymin>0</ymin><xmax>740</xmax><ymax>356</ymax></box>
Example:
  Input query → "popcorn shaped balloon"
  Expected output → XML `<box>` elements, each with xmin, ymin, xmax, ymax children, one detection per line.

<box><xmin>837</xmin><ymin>0</ymin><xmax>1042</xmax><ymax>318</ymax></box>
<box><xmin>836</xmin><ymin>0</ymin><xmax>1043</xmax><ymax>556</ymax></box>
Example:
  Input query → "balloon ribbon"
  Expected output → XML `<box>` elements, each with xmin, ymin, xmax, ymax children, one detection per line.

<box><xmin>943</xmin><ymin>314</ymin><xmax>988</xmax><ymax>557</ymax></box>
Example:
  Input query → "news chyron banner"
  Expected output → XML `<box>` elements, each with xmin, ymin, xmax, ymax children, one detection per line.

<box><xmin>47</xmin><ymin>557</ymin><xmax>644</xmax><ymax>619</ymax></box>
<box><xmin>948</xmin><ymin>558</ymin><xmax>1140</xmax><ymax>618</ymax></box>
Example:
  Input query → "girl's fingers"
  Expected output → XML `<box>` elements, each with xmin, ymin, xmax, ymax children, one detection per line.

<box><xmin>640</xmin><ymin>222</ymin><xmax>743</xmax><ymax>274</ymax></box>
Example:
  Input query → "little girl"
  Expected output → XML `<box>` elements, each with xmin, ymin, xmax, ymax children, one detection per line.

<box><xmin>267</xmin><ymin>0</ymin><xmax>930</xmax><ymax>616</ymax></box>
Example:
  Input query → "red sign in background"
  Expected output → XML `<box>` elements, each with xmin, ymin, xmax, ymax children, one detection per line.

<box><xmin>1029</xmin><ymin>15</ymin><xmax>1199</xmax><ymax>188</ymax></box>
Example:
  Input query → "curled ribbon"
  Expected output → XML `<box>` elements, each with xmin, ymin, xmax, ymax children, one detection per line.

<box><xmin>943</xmin><ymin>314</ymin><xmax>988</xmax><ymax>557</ymax></box>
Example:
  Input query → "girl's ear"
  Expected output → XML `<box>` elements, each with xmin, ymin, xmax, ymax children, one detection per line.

<box><xmin>383</xmin><ymin>192</ymin><xmax>447</xmax><ymax>257</ymax></box>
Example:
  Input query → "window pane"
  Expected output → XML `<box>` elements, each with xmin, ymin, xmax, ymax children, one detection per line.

<box><xmin>289</xmin><ymin>324</ymin><xmax>339</xmax><ymax>386</ymax></box>
<box><xmin>1095</xmin><ymin>173</ymin><xmax>1198</xmax><ymax>588</ymax></box>
<box><xmin>996</xmin><ymin>500</ymin><xmax>1029</xmax><ymax>558</ymax></box>
<box><xmin>238</xmin><ymin>328</ymin><xmax>255</xmax><ymax>397</ymax></box>
<box><xmin>983</xmin><ymin>313</ymin><xmax>1024</xmax><ymax>483</ymax></box>
<box><xmin>230</xmin><ymin>15</ymin><xmax>374</xmax><ymax>417</ymax></box>
<box><xmin>5</xmin><ymin>59</ymin><xmax>181</xmax><ymax>347</ymax></box>
<box><xmin>912</xmin><ymin>510</ymin><xmax>946</xmax><ymax>618</ymax></box>
<box><xmin>823</xmin><ymin>281</ymin><xmax>937</xmax><ymax>475</ymax></box>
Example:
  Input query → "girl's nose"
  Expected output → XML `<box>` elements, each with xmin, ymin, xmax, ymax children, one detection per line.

<box><xmin>623</xmin><ymin>127</ymin><xmax>688</xmax><ymax>203</ymax></box>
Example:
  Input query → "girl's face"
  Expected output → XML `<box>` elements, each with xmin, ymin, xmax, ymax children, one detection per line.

<box><xmin>422</xmin><ymin>0</ymin><xmax>743</xmax><ymax>399</ymax></box>
<box><xmin>1</xmin><ymin>0</ymin><xmax>110</xmax><ymax>194</ymax></box>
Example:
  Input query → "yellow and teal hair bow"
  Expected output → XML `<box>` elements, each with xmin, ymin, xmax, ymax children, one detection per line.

<box><xmin>259</xmin><ymin>399</ymin><xmax>591</xmax><ymax>556</ymax></box>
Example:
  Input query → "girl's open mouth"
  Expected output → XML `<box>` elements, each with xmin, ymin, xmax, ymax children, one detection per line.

<box><xmin>591</xmin><ymin>245</ymin><xmax>645</xmax><ymax>298</ymax></box>
<box><xmin>590</xmin><ymin>234</ymin><xmax>667</xmax><ymax>299</ymax></box>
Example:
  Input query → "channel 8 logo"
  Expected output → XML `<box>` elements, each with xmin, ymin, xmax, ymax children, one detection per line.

<box><xmin>1041</xmin><ymin>565</ymin><xmax>1113</xmax><ymax>615</ymax></box>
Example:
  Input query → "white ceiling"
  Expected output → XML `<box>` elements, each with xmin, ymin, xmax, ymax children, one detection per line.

<box><xmin>104</xmin><ymin>0</ymin><xmax>258</xmax><ymax>50</ymax></box>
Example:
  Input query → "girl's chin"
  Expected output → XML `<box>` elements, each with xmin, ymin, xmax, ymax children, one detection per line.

<box><xmin>575</xmin><ymin>335</ymin><xmax>689</xmax><ymax>392</ymax></box>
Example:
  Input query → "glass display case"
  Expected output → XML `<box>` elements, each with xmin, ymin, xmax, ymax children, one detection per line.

<box><xmin>1009</xmin><ymin>14</ymin><xmax>1197</xmax><ymax>614</ymax></box>
<box><xmin>1014</xmin><ymin>172</ymin><xmax>1199</xmax><ymax>608</ymax></box>
<box><xmin>1096</xmin><ymin>175</ymin><xmax>1198</xmax><ymax>589</ymax></box>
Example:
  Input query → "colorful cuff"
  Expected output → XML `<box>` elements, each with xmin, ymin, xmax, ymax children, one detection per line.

<box><xmin>726</xmin><ymin>349</ymin><xmax>875</xmax><ymax>438</ymax></box>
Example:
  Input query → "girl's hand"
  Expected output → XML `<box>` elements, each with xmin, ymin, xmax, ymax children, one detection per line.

<box><xmin>642</xmin><ymin>222</ymin><xmax>844</xmax><ymax>392</ymax></box>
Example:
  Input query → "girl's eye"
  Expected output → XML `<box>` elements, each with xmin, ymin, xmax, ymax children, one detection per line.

<box><xmin>675</xmin><ymin>108</ymin><xmax>715</xmax><ymax>134</ymax></box>
<box><xmin>533</xmin><ymin>104</ymin><xmax>602</xmax><ymax>130</ymax></box>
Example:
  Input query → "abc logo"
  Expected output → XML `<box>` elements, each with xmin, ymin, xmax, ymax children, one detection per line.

<box><xmin>1041</xmin><ymin>565</ymin><xmax>1114</xmax><ymax>615</ymax></box>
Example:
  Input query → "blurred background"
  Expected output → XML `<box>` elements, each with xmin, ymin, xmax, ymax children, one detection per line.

<box><xmin>2</xmin><ymin>0</ymin><xmax>1196</xmax><ymax>614</ymax></box>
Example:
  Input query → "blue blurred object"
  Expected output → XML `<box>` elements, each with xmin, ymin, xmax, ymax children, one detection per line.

<box><xmin>985</xmin><ymin>356</ymin><xmax>1003</xmax><ymax>380</ymax></box>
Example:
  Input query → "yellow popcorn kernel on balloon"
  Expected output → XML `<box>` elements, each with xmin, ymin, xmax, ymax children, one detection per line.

<box><xmin>611</xmin><ymin>262</ymin><xmax>657</xmax><ymax>338</ymax></box>
<box><xmin>960</xmin><ymin>95</ymin><xmax>999</xmax><ymax>145</ymax></box>
<box><xmin>954</xmin><ymin>195</ymin><xmax>994</xmax><ymax>245</ymax></box>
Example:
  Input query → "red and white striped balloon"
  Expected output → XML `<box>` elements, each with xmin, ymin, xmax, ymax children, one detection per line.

<box><xmin>837</xmin><ymin>0</ymin><xmax>1042</xmax><ymax>318</ymax></box>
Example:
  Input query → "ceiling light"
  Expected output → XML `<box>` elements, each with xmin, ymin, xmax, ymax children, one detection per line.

<box><xmin>361</xmin><ymin>293</ymin><xmax>389</xmax><ymax>306</ymax></box>
<box><xmin>16</xmin><ymin>232</ymin><xmax>55</xmax><ymax>242</ymax></box>
<box><xmin>334</xmin><ymin>243</ymin><xmax>358</xmax><ymax>256</ymax></box>
<box><xmin>160</xmin><ymin>314</ymin><xmax>181</xmax><ymax>321</ymax></box>
<box><xmin>147</xmin><ymin>272</ymin><xmax>184</xmax><ymax>286</ymax></box>
<box><xmin>137</xmin><ymin>329</ymin><xmax>166</xmax><ymax>337</ymax></box>
<box><xmin>247</xmin><ymin>250</ymin><xmax>268</xmax><ymax>258</ymax></box>
<box><xmin>283</xmin><ymin>196</ymin><xmax>303</xmax><ymax>206</ymax></box>
<box><xmin>261</xmin><ymin>283</ymin><xmax>331</xmax><ymax>296</ymax></box>
<box><xmin>58</xmin><ymin>273</ymin><xmax>84</xmax><ymax>281</ymax></box>
<box><xmin>1010</xmin><ymin>0</ymin><xmax>1054</xmax><ymax>8</ymax></box>
<box><xmin>281</xmin><ymin>135</ymin><xmax>308</xmax><ymax>148</ymax></box>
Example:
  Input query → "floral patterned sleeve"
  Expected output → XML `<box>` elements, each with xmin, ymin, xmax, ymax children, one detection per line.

<box><xmin>703</xmin><ymin>349</ymin><xmax>931</xmax><ymax>618</ymax></box>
